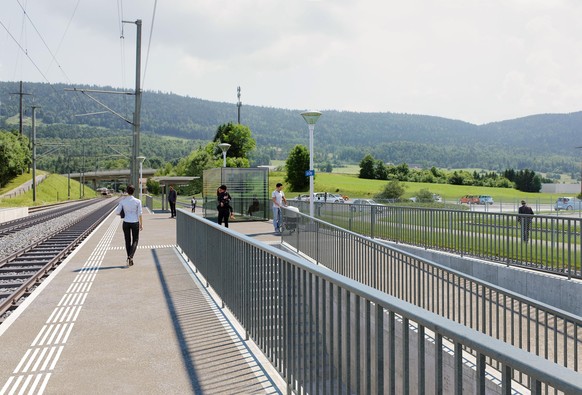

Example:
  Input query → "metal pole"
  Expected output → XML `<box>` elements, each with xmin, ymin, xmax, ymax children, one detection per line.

<box><xmin>19</xmin><ymin>81</ymin><xmax>24</xmax><ymax>136</ymax></box>
<box><xmin>309</xmin><ymin>124</ymin><xmax>314</xmax><ymax>218</ymax></box>
<box><xmin>124</xmin><ymin>19</ymin><xmax>142</xmax><ymax>189</ymax></box>
<box><xmin>223</xmin><ymin>151</ymin><xmax>227</xmax><ymax>168</ymax></box>
<box><xmin>31</xmin><ymin>106</ymin><xmax>38</xmax><ymax>202</ymax></box>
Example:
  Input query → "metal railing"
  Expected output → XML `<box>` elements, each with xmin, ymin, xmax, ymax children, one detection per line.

<box><xmin>280</xmin><ymin>207</ymin><xmax>582</xmax><ymax>377</ymax></box>
<box><xmin>287</xmin><ymin>201</ymin><xmax>582</xmax><ymax>280</ymax></box>
<box><xmin>176</xmin><ymin>210</ymin><xmax>582</xmax><ymax>394</ymax></box>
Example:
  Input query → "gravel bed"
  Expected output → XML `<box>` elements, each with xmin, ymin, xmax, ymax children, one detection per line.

<box><xmin>0</xmin><ymin>199</ymin><xmax>113</xmax><ymax>263</ymax></box>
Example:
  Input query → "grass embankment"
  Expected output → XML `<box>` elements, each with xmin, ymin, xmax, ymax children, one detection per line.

<box><xmin>0</xmin><ymin>173</ymin><xmax>97</xmax><ymax>207</ymax></box>
<box><xmin>267</xmin><ymin>171</ymin><xmax>559</xmax><ymax>203</ymax></box>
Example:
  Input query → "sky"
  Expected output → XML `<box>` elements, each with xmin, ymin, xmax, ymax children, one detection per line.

<box><xmin>2</xmin><ymin>0</ymin><xmax>582</xmax><ymax>125</ymax></box>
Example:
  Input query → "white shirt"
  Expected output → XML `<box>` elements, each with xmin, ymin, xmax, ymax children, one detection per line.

<box><xmin>116</xmin><ymin>196</ymin><xmax>143</xmax><ymax>223</ymax></box>
<box><xmin>272</xmin><ymin>189</ymin><xmax>285</xmax><ymax>207</ymax></box>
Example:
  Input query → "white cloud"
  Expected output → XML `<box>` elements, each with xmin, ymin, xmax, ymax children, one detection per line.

<box><xmin>2</xmin><ymin>0</ymin><xmax>582</xmax><ymax>124</ymax></box>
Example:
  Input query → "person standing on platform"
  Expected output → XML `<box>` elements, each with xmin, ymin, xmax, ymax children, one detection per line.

<box><xmin>517</xmin><ymin>200</ymin><xmax>534</xmax><ymax>242</ymax></box>
<box><xmin>271</xmin><ymin>183</ymin><xmax>287</xmax><ymax>234</ymax></box>
<box><xmin>217</xmin><ymin>185</ymin><xmax>234</xmax><ymax>227</ymax></box>
<box><xmin>168</xmin><ymin>185</ymin><xmax>177</xmax><ymax>218</ymax></box>
<box><xmin>191</xmin><ymin>195</ymin><xmax>197</xmax><ymax>213</ymax></box>
<box><xmin>116</xmin><ymin>185</ymin><xmax>143</xmax><ymax>267</ymax></box>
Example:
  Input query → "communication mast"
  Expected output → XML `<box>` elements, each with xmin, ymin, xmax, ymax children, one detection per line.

<box><xmin>237</xmin><ymin>86</ymin><xmax>242</xmax><ymax>124</ymax></box>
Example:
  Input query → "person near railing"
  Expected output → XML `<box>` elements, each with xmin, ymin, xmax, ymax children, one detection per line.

<box><xmin>517</xmin><ymin>200</ymin><xmax>534</xmax><ymax>242</ymax></box>
<box><xmin>217</xmin><ymin>185</ymin><xmax>234</xmax><ymax>227</ymax></box>
<box><xmin>271</xmin><ymin>183</ymin><xmax>287</xmax><ymax>234</ymax></box>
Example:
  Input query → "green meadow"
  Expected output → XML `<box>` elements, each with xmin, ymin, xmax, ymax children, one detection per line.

<box><xmin>267</xmin><ymin>171</ymin><xmax>559</xmax><ymax>203</ymax></box>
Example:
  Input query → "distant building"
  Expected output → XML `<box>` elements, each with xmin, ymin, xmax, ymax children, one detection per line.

<box><xmin>541</xmin><ymin>183</ymin><xmax>581</xmax><ymax>194</ymax></box>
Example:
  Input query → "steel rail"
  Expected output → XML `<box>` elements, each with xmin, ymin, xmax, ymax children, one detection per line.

<box><xmin>0</xmin><ymin>199</ymin><xmax>119</xmax><ymax>322</ymax></box>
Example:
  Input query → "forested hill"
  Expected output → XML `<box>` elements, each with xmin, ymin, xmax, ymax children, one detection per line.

<box><xmin>0</xmin><ymin>81</ymin><xmax>580</xmax><ymax>174</ymax></box>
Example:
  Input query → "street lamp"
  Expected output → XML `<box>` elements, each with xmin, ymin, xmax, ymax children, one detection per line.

<box><xmin>301</xmin><ymin>111</ymin><xmax>322</xmax><ymax>218</ymax></box>
<box><xmin>218</xmin><ymin>143</ymin><xmax>231</xmax><ymax>167</ymax></box>
<box><xmin>137</xmin><ymin>156</ymin><xmax>146</xmax><ymax>201</ymax></box>
<box><xmin>576</xmin><ymin>146</ymin><xmax>582</xmax><ymax>196</ymax></box>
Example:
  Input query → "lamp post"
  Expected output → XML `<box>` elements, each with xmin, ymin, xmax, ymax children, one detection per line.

<box><xmin>576</xmin><ymin>146</ymin><xmax>582</xmax><ymax>196</ymax></box>
<box><xmin>301</xmin><ymin>111</ymin><xmax>322</xmax><ymax>218</ymax></box>
<box><xmin>137</xmin><ymin>156</ymin><xmax>146</xmax><ymax>201</ymax></box>
<box><xmin>218</xmin><ymin>143</ymin><xmax>231</xmax><ymax>167</ymax></box>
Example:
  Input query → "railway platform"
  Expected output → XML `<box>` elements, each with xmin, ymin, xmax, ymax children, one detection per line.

<box><xmin>0</xmin><ymin>208</ymin><xmax>284</xmax><ymax>394</ymax></box>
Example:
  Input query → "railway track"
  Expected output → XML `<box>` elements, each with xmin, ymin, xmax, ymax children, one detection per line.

<box><xmin>0</xmin><ymin>198</ymin><xmax>120</xmax><ymax>323</ymax></box>
<box><xmin>0</xmin><ymin>199</ymin><xmax>100</xmax><ymax>238</ymax></box>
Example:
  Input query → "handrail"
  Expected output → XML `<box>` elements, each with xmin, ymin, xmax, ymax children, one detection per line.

<box><xmin>287</xmin><ymin>201</ymin><xmax>582</xmax><ymax>279</ymax></box>
<box><xmin>176</xmin><ymin>210</ymin><xmax>582</xmax><ymax>394</ymax></box>
<box><xmin>280</xmin><ymin>206</ymin><xmax>582</xmax><ymax>374</ymax></box>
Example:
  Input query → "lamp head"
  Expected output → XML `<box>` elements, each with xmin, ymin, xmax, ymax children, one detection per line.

<box><xmin>137</xmin><ymin>156</ymin><xmax>146</xmax><ymax>164</ymax></box>
<box><xmin>218</xmin><ymin>143</ymin><xmax>231</xmax><ymax>153</ymax></box>
<box><xmin>301</xmin><ymin>111</ymin><xmax>322</xmax><ymax>125</ymax></box>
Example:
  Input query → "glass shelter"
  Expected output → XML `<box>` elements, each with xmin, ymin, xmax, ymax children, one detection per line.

<box><xmin>203</xmin><ymin>167</ymin><xmax>270</xmax><ymax>221</ymax></box>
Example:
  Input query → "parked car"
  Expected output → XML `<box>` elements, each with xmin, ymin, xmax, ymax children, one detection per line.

<box><xmin>409</xmin><ymin>194</ymin><xmax>442</xmax><ymax>203</ymax></box>
<box><xmin>478</xmin><ymin>195</ymin><xmax>494</xmax><ymax>205</ymax></box>
<box><xmin>290</xmin><ymin>194</ymin><xmax>310</xmax><ymax>202</ymax></box>
<box><xmin>313</xmin><ymin>192</ymin><xmax>344</xmax><ymax>203</ymax></box>
<box><xmin>554</xmin><ymin>197</ymin><xmax>582</xmax><ymax>211</ymax></box>
<box><xmin>350</xmin><ymin>199</ymin><xmax>384</xmax><ymax>213</ymax></box>
<box><xmin>459</xmin><ymin>195</ymin><xmax>480</xmax><ymax>204</ymax></box>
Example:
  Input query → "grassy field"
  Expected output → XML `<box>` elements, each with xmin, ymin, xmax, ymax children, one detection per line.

<box><xmin>0</xmin><ymin>173</ymin><xmax>96</xmax><ymax>207</ymax></box>
<box><xmin>0</xmin><ymin>168</ymin><xmax>568</xmax><ymax>208</ymax></box>
<box><xmin>267</xmin><ymin>171</ymin><xmax>560</xmax><ymax>202</ymax></box>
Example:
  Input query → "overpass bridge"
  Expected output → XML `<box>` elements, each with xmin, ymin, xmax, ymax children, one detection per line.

<box><xmin>66</xmin><ymin>168</ymin><xmax>157</xmax><ymax>190</ymax></box>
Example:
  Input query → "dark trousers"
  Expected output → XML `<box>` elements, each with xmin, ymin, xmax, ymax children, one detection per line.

<box><xmin>123</xmin><ymin>221</ymin><xmax>140</xmax><ymax>258</ymax></box>
<box><xmin>218</xmin><ymin>209</ymin><xmax>230</xmax><ymax>227</ymax></box>
<box><xmin>520</xmin><ymin>221</ymin><xmax>531</xmax><ymax>242</ymax></box>
<box><xmin>169</xmin><ymin>201</ymin><xmax>177</xmax><ymax>217</ymax></box>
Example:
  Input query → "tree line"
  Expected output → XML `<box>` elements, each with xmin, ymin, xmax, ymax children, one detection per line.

<box><xmin>358</xmin><ymin>153</ymin><xmax>546</xmax><ymax>193</ymax></box>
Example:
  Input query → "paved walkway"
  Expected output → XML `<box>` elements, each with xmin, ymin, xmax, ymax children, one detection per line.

<box><xmin>0</xmin><ymin>209</ymin><xmax>284</xmax><ymax>394</ymax></box>
<box><xmin>0</xmin><ymin>175</ymin><xmax>47</xmax><ymax>199</ymax></box>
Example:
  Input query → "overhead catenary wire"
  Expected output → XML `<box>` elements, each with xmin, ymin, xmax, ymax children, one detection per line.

<box><xmin>14</xmin><ymin>0</ymin><xmax>73</xmax><ymax>83</ymax></box>
<box><xmin>2</xmin><ymin>1</ymin><xmax>92</xmax><ymax>117</ymax></box>
<box><xmin>141</xmin><ymin>0</ymin><xmax>158</xmax><ymax>90</ymax></box>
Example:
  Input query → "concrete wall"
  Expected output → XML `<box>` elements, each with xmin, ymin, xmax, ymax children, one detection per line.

<box><xmin>0</xmin><ymin>207</ymin><xmax>28</xmax><ymax>224</ymax></box>
<box><xmin>386</xmin><ymin>242</ymin><xmax>582</xmax><ymax>317</ymax></box>
<box><xmin>541</xmin><ymin>183</ymin><xmax>581</xmax><ymax>194</ymax></box>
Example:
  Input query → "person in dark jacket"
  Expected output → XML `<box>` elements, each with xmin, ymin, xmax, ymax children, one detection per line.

<box><xmin>168</xmin><ymin>185</ymin><xmax>177</xmax><ymax>218</ymax></box>
<box><xmin>517</xmin><ymin>200</ymin><xmax>534</xmax><ymax>242</ymax></box>
<box><xmin>217</xmin><ymin>185</ymin><xmax>234</xmax><ymax>227</ymax></box>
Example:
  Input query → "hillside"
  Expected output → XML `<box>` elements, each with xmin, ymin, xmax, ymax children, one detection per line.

<box><xmin>0</xmin><ymin>81</ymin><xmax>580</xmax><ymax>175</ymax></box>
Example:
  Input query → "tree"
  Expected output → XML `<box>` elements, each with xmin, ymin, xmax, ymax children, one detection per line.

<box><xmin>359</xmin><ymin>154</ymin><xmax>375</xmax><ymax>179</ymax></box>
<box><xmin>447</xmin><ymin>171</ymin><xmax>464</xmax><ymax>185</ymax></box>
<box><xmin>285</xmin><ymin>145</ymin><xmax>310</xmax><ymax>191</ymax></box>
<box><xmin>415</xmin><ymin>189</ymin><xmax>435</xmax><ymax>203</ymax></box>
<box><xmin>376</xmin><ymin>180</ymin><xmax>406</xmax><ymax>200</ymax></box>
<box><xmin>374</xmin><ymin>160</ymin><xmax>388</xmax><ymax>180</ymax></box>
<box><xmin>213</xmin><ymin>122</ymin><xmax>256</xmax><ymax>159</ymax></box>
<box><xmin>184</xmin><ymin>145</ymin><xmax>214</xmax><ymax>194</ymax></box>
<box><xmin>0</xmin><ymin>130</ymin><xmax>30</xmax><ymax>187</ymax></box>
<box><xmin>146</xmin><ymin>178</ymin><xmax>161</xmax><ymax>195</ymax></box>
<box><xmin>514</xmin><ymin>169</ymin><xmax>542</xmax><ymax>192</ymax></box>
